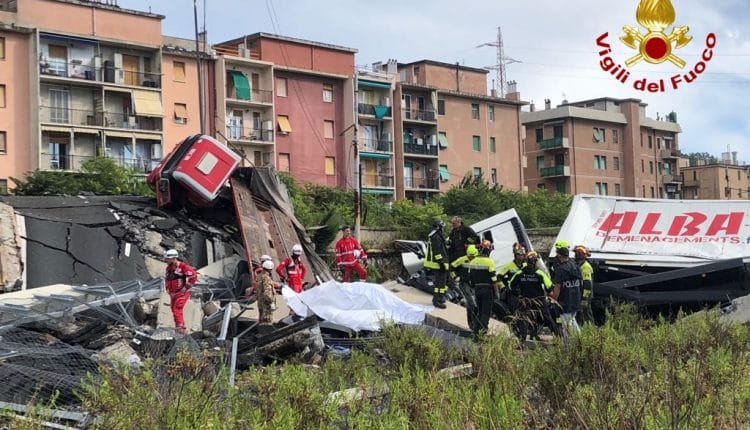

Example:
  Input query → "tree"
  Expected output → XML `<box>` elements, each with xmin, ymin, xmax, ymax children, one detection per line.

<box><xmin>684</xmin><ymin>152</ymin><xmax>719</xmax><ymax>166</ymax></box>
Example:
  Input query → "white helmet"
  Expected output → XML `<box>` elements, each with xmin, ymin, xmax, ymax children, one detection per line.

<box><xmin>261</xmin><ymin>260</ymin><xmax>274</xmax><ymax>270</ymax></box>
<box><xmin>353</xmin><ymin>249</ymin><xmax>361</xmax><ymax>259</ymax></box>
<box><xmin>164</xmin><ymin>249</ymin><xmax>179</xmax><ymax>259</ymax></box>
<box><xmin>292</xmin><ymin>244</ymin><xmax>303</xmax><ymax>256</ymax></box>
<box><xmin>259</xmin><ymin>254</ymin><xmax>272</xmax><ymax>262</ymax></box>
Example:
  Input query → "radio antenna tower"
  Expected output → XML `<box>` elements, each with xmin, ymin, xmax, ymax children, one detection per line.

<box><xmin>476</xmin><ymin>27</ymin><xmax>520</xmax><ymax>97</ymax></box>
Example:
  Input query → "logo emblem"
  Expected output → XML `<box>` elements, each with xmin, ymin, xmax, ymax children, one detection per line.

<box><xmin>620</xmin><ymin>0</ymin><xmax>692</xmax><ymax>68</ymax></box>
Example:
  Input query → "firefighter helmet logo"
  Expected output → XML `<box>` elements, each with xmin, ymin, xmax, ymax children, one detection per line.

<box><xmin>620</xmin><ymin>0</ymin><xmax>692</xmax><ymax>68</ymax></box>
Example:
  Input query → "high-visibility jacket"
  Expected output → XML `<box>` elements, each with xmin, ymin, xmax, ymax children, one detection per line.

<box><xmin>464</xmin><ymin>256</ymin><xmax>498</xmax><ymax>286</ymax></box>
<box><xmin>276</xmin><ymin>256</ymin><xmax>307</xmax><ymax>293</ymax></box>
<box><xmin>424</xmin><ymin>228</ymin><xmax>449</xmax><ymax>270</ymax></box>
<box><xmin>498</xmin><ymin>260</ymin><xmax>525</xmax><ymax>287</ymax></box>
<box><xmin>335</xmin><ymin>237</ymin><xmax>366</xmax><ymax>266</ymax></box>
<box><xmin>165</xmin><ymin>261</ymin><xmax>197</xmax><ymax>294</ymax></box>
<box><xmin>579</xmin><ymin>260</ymin><xmax>594</xmax><ymax>298</ymax></box>
<box><xmin>509</xmin><ymin>267</ymin><xmax>553</xmax><ymax>298</ymax></box>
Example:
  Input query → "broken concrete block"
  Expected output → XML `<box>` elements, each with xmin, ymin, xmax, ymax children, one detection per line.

<box><xmin>144</xmin><ymin>256</ymin><xmax>167</xmax><ymax>279</ymax></box>
<box><xmin>156</xmin><ymin>292</ymin><xmax>203</xmax><ymax>334</ymax></box>
<box><xmin>720</xmin><ymin>295</ymin><xmax>750</xmax><ymax>325</ymax></box>
<box><xmin>160</xmin><ymin>236</ymin><xmax>176</xmax><ymax>249</ymax></box>
<box><xmin>95</xmin><ymin>340</ymin><xmax>142</xmax><ymax>367</ymax></box>
<box><xmin>203</xmin><ymin>301</ymin><xmax>221</xmax><ymax>317</ymax></box>
<box><xmin>229</xmin><ymin>302</ymin><xmax>241</xmax><ymax>318</ymax></box>
<box><xmin>153</xmin><ymin>218</ymin><xmax>178</xmax><ymax>231</ymax></box>
<box><xmin>197</xmin><ymin>255</ymin><xmax>241</xmax><ymax>279</ymax></box>
<box><xmin>144</xmin><ymin>231</ymin><xmax>164</xmax><ymax>256</ymax></box>
<box><xmin>0</xmin><ymin>203</ymin><xmax>23</xmax><ymax>291</ymax></box>
<box><xmin>133</xmin><ymin>297</ymin><xmax>155</xmax><ymax>324</ymax></box>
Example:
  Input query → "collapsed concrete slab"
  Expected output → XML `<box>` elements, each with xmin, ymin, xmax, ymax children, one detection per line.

<box><xmin>94</xmin><ymin>340</ymin><xmax>142</xmax><ymax>367</ymax></box>
<box><xmin>720</xmin><ymin>295</ymin><xmax>750</xmax><ymax>325</ymax></box>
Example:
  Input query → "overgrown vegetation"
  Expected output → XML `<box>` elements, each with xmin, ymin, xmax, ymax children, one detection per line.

<box><xmin>10</xmin><ymin>158</ymin><xmax>153</xmax><ymax>197</ymax></box>
<box><xmin>12</xmin><ymin>308</ymin><xmax>742</xmax><ymax>429</ymax></box>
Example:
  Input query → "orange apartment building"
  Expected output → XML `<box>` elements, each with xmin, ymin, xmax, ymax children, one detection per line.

<box><xmin>523</xmin><ymin>97</ymin><xmax>682</xmax><ymax>199</ymax></box>
<box><xmin>681</xmin><ymin>163</ymin><xmax>750</xmax><ymax>200</ymax></box>
<box><xmin>215</xmin><ymin>33</ymin><xmax>356</xmax><ymax>188</ymax></box>
<box><xmin>0</xmin><ymin>0</ymin><xmax>170</xmax><ymax>191</ymax></box>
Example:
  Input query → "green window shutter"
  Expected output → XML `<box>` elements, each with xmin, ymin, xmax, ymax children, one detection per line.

<box><xmin>230</xmin><ymin>71</ymin><xmax>251</xmax><ymax>100</ymax></box>
<box><xmin>439</xmin><ymin>165</ymin><xmax>449</xmax><ymax>181</ymax></box>
<box><xmin>472</xmin><ymin>136</ymin><xmax>480</xmax><ymax>152</ymax></box>
<box><xmin>438</xmin><ymin>132</ymin><xmax>448</xmax><ymax>149</ymax></box>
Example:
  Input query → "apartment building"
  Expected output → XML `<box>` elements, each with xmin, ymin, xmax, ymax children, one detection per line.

<box><xmin>0</xmin><ymin>0</ymin><xmax>166</xmax><ymax>187</ymax></box>
<box><xmin>216</xmin><ymin>33</ymin><xmax>356</xmax><ymax>188</ymax></box>
<box><xmin>681</xmin><ymin>163</ymin><xmax>750</xmax><ymax>200</ymax></box>
<box><xmin>522</xmin><ymin>98</ymin><xmax>682</xmax><ymax>199</ymax></box>
<box><xmin>394</xmin><ymin>60</ymin><xmax>526</xmax><ymax>200</ymax></box>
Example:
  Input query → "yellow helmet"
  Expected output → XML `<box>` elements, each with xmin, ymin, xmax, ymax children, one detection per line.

<box><xmin>554</xmin><ymin>239</ymin><xmax>570</xmax><ymax>250</ymax></box>
<box><xmin>574</xmin><ymin>245</ymin><xmax>590</xmax><ymax>258</ymax></box>
<box><xmin>466</xmin><ymin>244</ymin><xmax>479</xmax><ymax>257</ymax></box>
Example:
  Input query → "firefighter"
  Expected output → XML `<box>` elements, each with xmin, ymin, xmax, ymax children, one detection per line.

<box><xmin>277</xmin><ymin>244</ymin><xmax>308</xmax><ymax>293</ymax></box>
<box><xmin>425</xmin><ymin>219</ymin><xmax>450</xmax><ymax>309</ymax></box>
<box><xmin>499</xmin><ymin>243</ymin><xmax>527</xmax><ymax>288</ymax></box>
<box><xmin>550</xmin><ymin>240</ymin><xmax>582</xmax><ymax>337</ymax></box>
<box><xmin>448</xmin><ymin>216</ymin><xmax>480</xmax><ymax>261</ymax></box>
<box><xmin>508</xmin><ymin>251</ymin><xmax>559</xmax><ymax>340</ymax></box>
<box><xmin>164</xmin><ymin>249</ymin><xmax>197</xmax><ymax>335</ymax></box>
<box><xmin>465</xmin><ymin>240</ymin><xmax>500</xmax><ymax>336</ymax></box>
<box><xmin>451</xmin><ymin>244</ymin><xmax>480</xmax><ymax>333</ymax></box>
<box><xmin>257</xmin><ymin>259</ymin><xmax>276</xmax><ymax>326</ymax></box>
<box><xmin>574</xmin><ymin>245</ymin><xmax>594</xmax><ymax>324</ymax></box>
<box><xmin>335</xmin><ymin>226</ymin><xmax>368</xmax><ymax>282</ymax></box>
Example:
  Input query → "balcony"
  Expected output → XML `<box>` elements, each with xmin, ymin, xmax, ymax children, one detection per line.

<box><xmin>660</xmin><ymin>148</ymin><xmax>679</xmax><ymax>159</ymax></box>
<box><xmin>40</xmin><ymin>107</ymin><xmax>162</xmax><ymax>131</ymax></box>
<box><xmin>540</xmin><ymin>165</ymin><xmax>570</xmax><ymax>178</ymax></box>
<box><xmin>662</xmin><ymin>174</ymin><xmax>682</xmax><ymax>184</ymax></box>
<box><xmin>226</xmin><ymin>88</ymin><xmax>273</xmax><ymax>104</ymax></box>
<box><xmin>538</xmin><ymin>137</ymin><xmax>570</xmax><ymax>150</ymax></box>
<box><xmin>358</xmin><ymin>103</ymin><xmax>392</xmax><ymax>118</ymax></box>
<box><xmin>404</xmin><ymin>142</ymin><xmax>438</xmax><ymax>157</ymax></box>
<box><xmin>405</xmin><ymin>177</ymin><xmax>439</xmax><ymax>190</ymax></box>
<box><xmin>362</xmin><ymin>173</ymin><xmax>394</xmax><ymax>188</ymax></box>
<box><xmin>403</xmin><ymin>109</ymin><xmax>436</xmax><ymax>123</ymax></box>
<box><xmin>40</xmin><ymin>154</ymin><xmax>160</xmax><ymax>174</ymax></box>
<box><xmin>361</xmin><ymin>138</ymin><xmax>393</xmax><ymax>153</ymax></box>
<box><xmin>39</xmin><ymin>60</ymin><xmax>161</xmax><ymax>88</ymax></box>
<box><xmin>225</xmin><ymin>125</ymin><xmax>274</xmax><ymax>143</ymax></box>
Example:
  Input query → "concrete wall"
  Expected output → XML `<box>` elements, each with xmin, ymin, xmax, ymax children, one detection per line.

<box><xmin>258</xmin><ymin>38</ymin><xmax>353</xmax><ymax>76</ymax></box>
<box><xmin>424</xmin><ymin>63</ymin><xmax>487</xmax><ymax>94</ymax></box>
<box><xmin>0</xmin><ymin>30</ymin><xmax>32</xmax><ymax>187</ymax></box>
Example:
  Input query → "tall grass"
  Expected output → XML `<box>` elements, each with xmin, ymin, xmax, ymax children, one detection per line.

<box><xmin>22</xmin><ymin>307</ymin><xmax>747</xmax><ymax>429</ymax></box>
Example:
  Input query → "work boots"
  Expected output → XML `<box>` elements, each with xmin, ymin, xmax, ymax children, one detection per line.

<box><xmin>432</xmin><ymin>294</ymin><xmax>447</xmax><ymax>309</ymax></box>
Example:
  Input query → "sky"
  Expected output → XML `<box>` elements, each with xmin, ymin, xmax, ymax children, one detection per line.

<box><xmin>120</xmin><ymin>0</ymin><xmax>750</xmax><ymax>161</ymax></box>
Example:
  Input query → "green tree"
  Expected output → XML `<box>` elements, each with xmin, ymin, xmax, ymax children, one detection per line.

<box><xmin>684</xmin><ymin>151</ymin><xmax>719</xmax><ymax>166</ymax></box>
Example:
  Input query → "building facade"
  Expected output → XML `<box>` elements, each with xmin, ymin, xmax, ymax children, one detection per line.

<box><xmin>681</xmin><ymin>163</ymin><xmax>750</xmax><ymax>200</ymax></box>
<box><xmin>522</xmin><ymin>98</ymin><xmax>682</xmax><ymax>198</ymax></box>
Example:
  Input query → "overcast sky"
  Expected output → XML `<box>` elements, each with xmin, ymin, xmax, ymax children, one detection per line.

<box><xmin>120</xmin><ymin>0</ymin><xmax>750</xmax><ymax>161</ymax></box>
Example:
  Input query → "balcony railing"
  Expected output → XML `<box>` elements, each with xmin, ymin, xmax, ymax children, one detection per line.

<box><xmin>660</xmin><ymin>148</ymin><xmax>679</xmax><ymax>159</ymax></box>
<box><xmin>226</xmin><ymin>88</ymin><xmax>274</xmax><ymax>104</ymax></box>
<box><xmin>405</xmin><ymin>177</ymin><xmax>439</xmax><ymax>190</ymax></box>
<box><xmin>538</xmin><ymin>137</ymin><xmax>570</xmax><ymax>150</ymax></box>
<box><xmin>362</xmin><ymin>173</ymin><xmax>394</xmax><ymax>188</ymax></box>
<box><xmin>39</xmin><ymin>60</ymin><xmax>161</xmax><ymax>88</ymax></box>
<box><xmin>40</xmin><ymin>153</ymin><xmax>161</xmax><ymax>173</ymax></box>
<box><xmin>358</xmin><ymin>103</ymin><xmax>392</xmax><ymax>118</ymax></box>
<box><xmin>662</xmin><ymin>174</ymin><xmax>682</xmax><ymax>184</ymax></box>
<box><xmin>40</xmin><ymin>107</ymin><xmax>163</xmax><ymax>131</ymax></box>
<box><xmin>225</xmin><ymin>125</ymin><xmax>274</xmax><ymax>142</ymax></box>
<box><xmin>404</xmin><ymin>142</ymin><xmax>438</xmax><ymax>156</ymax></box>
<box><xmin>540</xmin><ymin>165</ymin><xmax>570</xmax><ymax>178</ymax></box>
<box><xmin>361</xmin><ymin>138</ymin><xmax>393</xmax><ymax>153</ymax></box>
<box><xmin>403</xmin><ymin>109</ymin><xmax>436</xmax><ymax>122</ymax></box>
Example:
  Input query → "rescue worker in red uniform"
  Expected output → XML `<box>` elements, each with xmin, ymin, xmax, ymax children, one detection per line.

<box><xmin>277</xmin><ymin>244</ymin><xmax>308</xmax><ymax>293</ymax></box>
<box><xmin>164</xmin><ymin>249</ymin><xmax>197</xmax><ymax>335</ymax></box>
<box><xmin>335</xmin><ymin>226</ymin><xmax>368</xmax><ymax>282</ymax></box>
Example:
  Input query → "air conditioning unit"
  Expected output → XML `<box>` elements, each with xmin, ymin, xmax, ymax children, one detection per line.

<box><xmin>415</xmin><ymin>137</ymin><xmax>424</xmax><ymax>145</ymax></box>
<box><xmin>239</xmin><ymin>47</ymin><xmax>249</xmax><ymax>58</ymax></box>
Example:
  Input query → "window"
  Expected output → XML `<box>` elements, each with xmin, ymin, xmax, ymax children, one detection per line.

<box><xmin>0</xmin><ymin>179</ymin><xmax>7</xmax><ymax>195</ymax></box>
<box><xmin>173</xmin><ymin>61</ymin><xmax>186</xmax><ymax>82</ymax></box>
<box><xmin>650</xmin><ymin>186</ymin><xmax>655</xmax><ymax>198</ymax></box>
<box><xmin>490</xmin><ymin>168</ymin><xmax>497</xmax><ymax>184</ymax></box>
<box><xmin>0</xmin><ymin>131</ymin><xmax>5</xmax><ymax>154</ymax></box>
<box><xmin>641</xmin><ymin>159</ymin><xmax>645</xmax><ymax>173</ymax></box>
<box><xmin>473</xmin><ymin>167</ymin><xmax>482</xmax><ymax>179</ymax></box>
<box><xmin>276</xmin><ymin>77</ymin><xmax>287</xmax><ymax>97</ymax></box>
<box><xmin>277</xmin><ymin>115</ymin><xmax>292</xmax><ymax>133</ymax></box>
<box><xmin>656</xmin><ymin>137</ymin><xmax>661</xmax><ymax>149</ymax></box>
<box><xmin>325</xmin><ymin>157</ymin><xmax>335</xmax><ymax>175</ymax></box>
<box><xmin>593</xmin><ymin>127</ymin><xmax>605</xmax><ymax>143</ymax></box>
<box><xmin>489</xmin><ymin>137</ymin><xmax>496</xmax><ymax>153</ymax></box>
<box><xmin>613</xmin><ymin>156</ymin><xmax>620</xmax><ymax>171</ymax></box>
<box><xmin>472</xmin><ymin>135</ymin><xmax>481</xmax><ymax>152</ymax></box>
<box><xmin>612</xmin><ymin>129</ymin><xmax>619</xmax><ymax>144</ymax></box>
<box><xmin>439</xmin><ymin>164</ymin><xmax>449</xmax><ymax>182</ymax></box>
<box><xmin>640</xmin><ymin>133</ymin><xmax>644</xmax><ymax>147</ymax></box>
<box><xmin>535</xmin><ymin>128</ymin><xmax>543</xmax><ymax>142</ymax></box>
<box><xmin>0</xmin><ymin>84</ymin><xmax>4</xmax><ymax>108</ymax></box>
<box><xmin>658</xmin><ymin>162</ymin><xmax>663</xmax><ymax>174</ymax></box>
<box><xmin>437</xmin><ymin>99</ymin><xmax>445</xmax><ymax>115</ymax></box>
<box><xmin>0</xmin><ymin>37</ymin><xmax>4</xmax><ymax>60</ymax></box>
<box><xmin>595</xmin><ymin>182</ymin><xmax>608</xmax><ymax>195</ymax></box>
<box><xmin>642</xmin><ymin>185</ymin><xmax>646</xmax><ymax>197</ymax></box>
<box><xmin>536</xmin><ymin>156</ymin><xmax>545</xmax><ymax>170</ymax></box>
<box><xmin>488</xmin><ymin>105</ymin><xmax>495</xmax><ymax>121</ymax></box>
<box><xmin>594</xmin><ymin>155</ymin><xmax>607</xmax><ymax>170</ymax></box>
<box><xmin>323</xmin><ymin>120</ymin><xmax>334</xmax><ymax>139</ymax></box>
<box><xmin>323</xmin><ymin>84</ymin><xmax>333</xmax><ymax>102</ymax></box>
<box><xmin>648</xmin><ymin>135</ymin><xmax>653</xmax><ymax>148</ymax></box>
<box><xmin>471</xmin><ymin>103</ymin><xmax>479</xmax><ymax>119</ymax></box>
<box><xmin>278</xmin><ymin>153</ymin><xmax>290</xmax><ymax>172</ymax></box>
<box><xmin>173</xmin><ymin>103</ymin><xmax>188</xmax><ymax>124</ymax></box>
<box><xmin>553</xmin><ymin>125</ymin><xmax>563</xmax><ymax>138</ymax></box>
<box><xmin>693</xmin><ymin>171</ymin><xmax>696</xmax><ymax>180</ymax></box>
<box><xmin>614</xmin><ymin>183</ymin><xmax>621</xmax><ymax>196</ymax></box>
<box><xmin>556</xmin><ymin>181</ymin><xmax>566</xmax><ymax>194</ymax></box>
<box><xmin>649</xmin><ymin>161</ymin><xmax>654</xmax><ymax>174</ymax></box>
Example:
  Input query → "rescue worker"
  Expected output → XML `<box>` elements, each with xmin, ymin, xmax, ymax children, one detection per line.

<box><xmin>164</xmin><ymin>249</ymin><xmax>197</xmax><ymax>335</ymax></box>
<box><xmin>574</xmin><ymin>245</ymin><xmax>594</xmax><ymax>324</ymax></box>
<box><xmin>257</xmin><ymin>259</ymin><xmax>276</xmax><ymax>326</ymax></box>
<box><xmin>245</xmin><ymin>254</ymin><xmax>273</xmax><ymax>298</ymax></box>
<box><xmin>450</xmin><ymin>244</ymin><xmax>480</xmax><ymax>333</ymax></box>
<box><xmin>335</xmin><ymin>226</ymin><xmax>368</xmax><ymax>282</ymax></box>
<box><xmin>499</xmin><ymin>243</ymin><xmax>527</xmax><ymax>288</ymax></box>
<box><xmin>425</xmin><ymin>219</ymin><xmax>450</xmax><ymax>309</ymax></box>
<box><xmin>550</xmin><ymin>240</ymin><xmax>582</xmax><ymax>337</ymax></box>
<box><xmin>464</xmin><ymin>240</ymin><xmax>501</xmax><ymax>336</ymax></box>
<box><xmin>448</xmin><ymin>216</ymin><xmax>480</xmax><ymax>261</ymax></box>
<box><xmin>508</xmin><ymin>251</ymin><xmax>559</xmax><ymax>340</ymax></box>
<box><xmin>277</xmin><ymin>244</ymin><xmax>308</xmax><ymax>293</ymax></box>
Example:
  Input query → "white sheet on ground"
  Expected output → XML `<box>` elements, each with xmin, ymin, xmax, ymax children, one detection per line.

<box><xmin>282</xmin><ymin>280</ymin><xmax>432</xmax><ymax>331</ymax></box>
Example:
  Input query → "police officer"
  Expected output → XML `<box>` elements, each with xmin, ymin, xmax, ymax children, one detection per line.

<box><xmin>574</xmin><ymin>245</ymin><xmax>594</xmax><ymax>324</ymax></box>
<box><xmin>508</xmin><ymin>251</ymin><xmax>558</xmax><ymax>340</ymax></box>
<box><xmin>465</xmin><ymin>240</ymin><xmax>501</xmax><ymax>336</ymax></box>
<box><xmin>425</xmin><ymin>219</ymin><xmax>450</xmax><ymax>309</ymax></box>
<box><xmin>451</xmin><ymin>244</ymin><xmax>480</xmax><ymax>333</ymax></box>
<box><xmin>550</xmin><ymin>240</ymin><xmax>582</xmax><ymax>337</ymax></box>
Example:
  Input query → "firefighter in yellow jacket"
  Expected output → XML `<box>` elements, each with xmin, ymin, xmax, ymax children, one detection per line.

<box><xmin>574</xmin><ymin>245</ymin><xmax>594</xmax><ymax>324</ymax></box>
<box><xmin>425</xmin><ymin>219</ymin><xmax>450</xmax><ymax>309</ymax></box>
<box><xmin>465</xmin><ymin>240</ymin><xmax>501</xmax><ymax>336</ymax></box>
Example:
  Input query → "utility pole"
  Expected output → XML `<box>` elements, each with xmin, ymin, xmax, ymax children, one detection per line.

<box><xmin>476</xmin><ymin>27</ymin><xmax>520</xmax><ymax>97</ymax></box>
<box><xmin>193</xmin><ymin>0</ymin><xmax>205</xmax><ymax>134</ymax></box>
<box><xmin>353</xmin><ymin>71</ymin><xmax>362</xmax><ymax>239</ymax></box>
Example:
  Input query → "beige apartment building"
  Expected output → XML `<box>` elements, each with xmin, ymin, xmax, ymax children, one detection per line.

<box><xmin>681</xmin><ymin>163</ymin><xmax>750</xmax><ymax>200</ymax></box>
<box><xmin>523</xmin><ymin>97</ymin><xmax>682</xmax><ymax>198</ymax></box>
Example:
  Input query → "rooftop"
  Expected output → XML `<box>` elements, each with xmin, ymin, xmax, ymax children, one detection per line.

<box><xmin>46</xmin><ymin>0</ymin><xmax>164</xmax><ymax>19</ymax></box>
<box><xmin>399</xmin><ymin>59</ymin><xmax>489</xmax><ymax>75</ymax></box>
<box><xmin>218</xmin><ymin>32</ymin><xmax>358</xmax><ymax>54</ymax></box>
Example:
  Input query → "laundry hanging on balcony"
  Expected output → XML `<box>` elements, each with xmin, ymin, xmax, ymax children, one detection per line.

<box><xmin>229</xmin><ymin>70</ymin><xmax>251</xmax><ymax>100</ymax></box>
<box><xmin>373</xmin><ymin>105</ymin><xmax>390</xmax><ymax>119</ymax></box>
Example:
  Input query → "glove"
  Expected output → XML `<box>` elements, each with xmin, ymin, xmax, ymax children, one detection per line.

<box><xmin>443</xmin><ymin>263</ymin><xmax>450</xmax><ymax>271</ymax></box>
